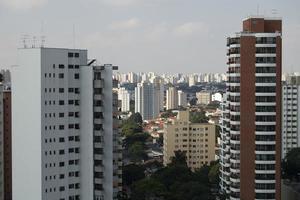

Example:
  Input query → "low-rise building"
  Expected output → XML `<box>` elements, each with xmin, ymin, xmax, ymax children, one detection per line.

<box><xmin>163</xmin><ymin>110</ymin><xmax>215</xmax><ymax>170</ymax></box>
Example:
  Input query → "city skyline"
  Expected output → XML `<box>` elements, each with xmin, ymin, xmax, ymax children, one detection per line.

<box><xmin>0</xmin><ymin>0</ymin><xmax>299</xmax><ymax>73</ymax></box>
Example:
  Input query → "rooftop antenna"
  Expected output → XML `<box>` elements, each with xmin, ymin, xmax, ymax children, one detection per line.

<box><xmin>21</xmin><ymin>34</ymin><xmax>30</xmax><ymax>48</ymax></box>
<box><xmin>73</xmin><ymin>24</ymin><xmax>76</xmax><ymax>49</ymax></box>
<box><xmin>40</xmin><ymin>21</ymin><xmax>46</xmax><ymax>48</ymax></box>
<box><xmin>271</xmin><ymin>9</ymin><xmax>278</xmax><ymax>16</ymax></box>
<box><xmin>32</xmin><ymin>36</ymin><xmax>37</xmax><ymax>48</ymax></box>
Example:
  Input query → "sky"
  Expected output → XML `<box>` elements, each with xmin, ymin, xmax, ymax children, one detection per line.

<box><xmin>0</xmin><ymin>0</ymin><xmax>299</xmax><ymax>73</ymax></box>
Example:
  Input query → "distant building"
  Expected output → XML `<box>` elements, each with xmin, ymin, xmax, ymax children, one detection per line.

<box><xmin>151</xmin><ymin>76</ymin><xmax>164</xmax><ymax>116</ymax></box>
<box><xmin>166</xmin><ymin>87</ymin><xmax>178</xmax><ymax>110</ymax></box>
<box><xmin>118</xmin><ymin>87</ymin><xmax>130</xmax><ymax>112</ymax></box>
<box><xmin>135</xmin><ymin>82</ymin><xmax>156</xmax><ymax>120</ymax></box>
<box><xmin>178</xmin><ymin>90</ymin><xmax>187</xmax><ymax>107</ymax></box>
<box><xmin>163</xmin><ymin>110</ymin><xmax>215</xmax><ymax>171</ymax></box>
<box><xmin>211</xmin><ymin>92</ymin><xmax>223</xmax><ymax>102</ymax></box>
<box><xmin>196</xmin><ymin>91</ymin><xmax>211</xmax><ymax>105</ymax></box>
<box><xmin>282</xmin><ymin>74</ymin><xmax>300</xmax><ymax>158</ymax></box>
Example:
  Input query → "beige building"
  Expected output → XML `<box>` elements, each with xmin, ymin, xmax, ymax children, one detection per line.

<box><xmin>163</xmin><ymin>110</ymin><xmax>215</xmax><ymax>170</ymax></box>
<box><xmin>196</xmin><ymin>91</ymin><xmax>211</xmax><ymax>105</ymax></box>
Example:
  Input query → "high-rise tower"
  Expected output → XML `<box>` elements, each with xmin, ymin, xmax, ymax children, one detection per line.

<box><xmin>220</xmin><ymin>17</ymin><xmax>282</xmax><ymax>200</ymax></box>
<box><xmin>12</xmin><ymin>47</ymin><xmax>122</xmax><ymax>200</ymax></box>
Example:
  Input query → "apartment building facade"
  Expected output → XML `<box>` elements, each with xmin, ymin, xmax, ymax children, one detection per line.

<box><xmin>12</xmin><ymin>47</ymin><xmax>121</xmax><ymax>200</ymax></box>
<box><xmin>163</xmin><ymin>110</ymin><xmax>215</xmax><ymax>170</ymax></box>
<box><xmin>219</xmin><ymin>17</ymin><xmax>282</xmax><ymax>200</ymax></box>
<box><xmin>282</xmin><ymin>75</ymin><xmax>300</xmax><ymax>158</ymax></box>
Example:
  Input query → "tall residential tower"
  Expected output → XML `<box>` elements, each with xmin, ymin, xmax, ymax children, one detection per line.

<box><xmin>220</xmin><ymin>17</ymin><xmax>282</xmax><ymax>200</ymax></box>
<box><xmin>12</xmin><ymin>47</ymin><xmax>122</xmax><ymax>200</ymax></box>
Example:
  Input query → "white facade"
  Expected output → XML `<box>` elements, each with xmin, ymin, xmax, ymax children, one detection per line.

<box><xmin>178</xmin><ymin>90</ymin><xmax>187</xmax><ymax>107</ymax></box>
<box><xmin>12</xmin><ymin>48</ymin><xmax>121</xmax><ymax>200</ymax></box>
<box><xmin>118</xmin><ymin>87</ymin><xmax>130</xmax><ymax>112</ymax></box>
<box><xmin>166</xmin><ymin>87</ymin><xmax>178</xmax><ymax>110</ymax></box>
<box><xmin>282</xmin><ymin>77</ymin><xmax>300</xmax><ymax>158</ymax></box>
<box><xmin>212</xmin><ymin>92</ymin><xmax>223</xmax><ymax>102</ymax></box>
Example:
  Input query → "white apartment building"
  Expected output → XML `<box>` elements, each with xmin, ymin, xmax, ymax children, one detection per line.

<box><xmin>178</xmin><ymin>90</ymin><xmax>187</xmax><ymax>107</ymax></box>
<box><xmin>282</xmin><ymin>75</ymin><xmax>300</xmax><ymax>158</ymax></box>
<box><xmin>12</xmin><ymin>47</ymin><xmax>122</xmax><ymax>200</ymax></box>
<box><xmin>166</xmin><ymin>87</ymin><xmax>178</xmax><ymax>110</ymax></box>
<box><xmin>135</xmin><ymin>82</ymin><xmax>155</xmax><ymax>120</ymax></box>
<box><xmin>118</xmin><ymin>87</ymin><xmax>130</xmax><ymax>112</ymax></box>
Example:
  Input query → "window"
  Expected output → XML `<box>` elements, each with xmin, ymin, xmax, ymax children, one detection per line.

<box><xmin>68</xmin><ymin>88</ymin><xmax>74</xmax><ymax>93</ymax></box>
<box><xmin>68</xmin><ymin>65</ymin><xmax>74</xmax><ymax>69</ymax></box>
<box><xmin>59</xmin><ymin>88</ymin><xmax>64</xmax><ymax>93</ymax></box>
<box><xmin>59</xmin><ymin>150</ymin><xmax>65</xmax><ymax>155</ymax></box>
<box><xmin>59</xmin><ymin>137</ymin><xmax>65</xmax><ymax>143</ymax></box>
<box><xmin>59</xmin><ymin>113</ymin><xmax>64</xmax><ymax>117</ymax></box>
<box><xmin>59</xmin><ymin>186</ymin><xmax>65</xmax><ymax>191</ymax></box>
<box><xmin>75</xmin><ymin>53</ymin><xmax>79</xmax><ymax>57</ymax></box>
<box><xmin>74</xmin><ymin>73</ymin><xmax>79</xmax><ymax>79</ymax></box>
<box><xmin>59</xmin><ymin>162</ymin><xmax>65</xmax><ymax>167</ymax></box>
<box><xmin>59</xmin><ymin>125</ymin><xmax>64</xmax><ymax>130</ymax></box>
<box><xmin>59</xmin><ymin>64</ymin><xmax>65</xmax><ymax>69</ymax></box>
<box><xmin>59</xmin><ymin>73</ymin><xmax>64</xmax><ymax>79</ymax></box>
<box><xmin>59</xmin><ymin>100</ymin><xmax>65</xmax><ymax>105</ymax></box>
<box><xmin>68</xmin><ymin>52</ymin><xmax>74</xmax><ymax>57</ymax></box>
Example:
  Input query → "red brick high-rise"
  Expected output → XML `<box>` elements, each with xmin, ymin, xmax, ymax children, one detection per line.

<box><xmin>219</xmin><ymin>17</ymin><xmax>282</xmax><ymax>200</ymax></box>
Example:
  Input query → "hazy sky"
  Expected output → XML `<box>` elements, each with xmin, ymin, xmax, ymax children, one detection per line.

<box><xmin>0</xmin><ymin>0</ymin><xmax>299</xmax><ymax>73</ymax></box>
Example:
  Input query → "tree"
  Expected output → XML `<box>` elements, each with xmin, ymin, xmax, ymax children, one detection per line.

<box><xmin>190</xmin><ymin>111</ymin><xmax>209</xmax><ymax>123</ymax></box>
<box><xmin>208</xmin><ymin>161</ymin><xmax>220</xmax><ymax>184</ymax></box>
<box><xmin>128</xmin><ymin>142</ymin><xmax>147</xmax><ymax>162</ymax></box>
<box><xmin>121</xmin><ymin>120</ymin><xmax>143</xmax><ymax>137</ymax></box>
<box><xmin>282</xmin><ymin>148</ymin><xmax>300</xmax><ymax>180</ymax></box>
<box><xmin>124</xmin><ymin>132</ymin><xmax>149</xmax><ymax>148</ymax></box>
<box><xmin>160</xmin><ymin>110</ymin><xmax>177</xmax><ymax>118</ymax></box>
<box><xmin>129</xmin><ymin>112</ymin><xmax>143</xmax><ymax>124</ymax></box>
<box><xmin>123</xmin><ymin>164</ymin><xmax>145</xmax><ymax>186</ymax></box>
<box><xmin>169</xmin><ymin>150</ymin><xmax>188</xmax><ymax>167</ymax></box>
<box><xmin>131</xmin><ymin>178</ymin><xmax>166</xmax><ymax>200</ymax></box>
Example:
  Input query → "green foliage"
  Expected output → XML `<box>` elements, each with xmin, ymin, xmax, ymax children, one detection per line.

<box><xmin>206</xmin><ymin>101</ymin><xmax>220</xmax><ymax>110</ymax></box>
<box><xmin>208</xmin><ymin>161</ymin><xmax>220</xmax><ymax>184</ymax></box>
<box><xmin>124</xmin><ymin>132</ymin><xmax>149</xmax><ymax>148</ymax></box>
<box><xmin>131</xmin><ymin>178</ymin><xmax>166</xmax><ymax>200</ymax></box>
<box><xmin>129</xmin><ymin>112</ymin><xmax>143</xmax><ymax>124</ymax></box>
<box><xmin>190</xmin><ymin>110</ymin><xmax>209</xmax><ymax>123</ymax></box>
<box><xmin>282</xmin><ymin>148</ymin><xmax>300</xmax><ymax>180</ymax></box>
<box><xmin>130</xmin><ymin>151</ymin><xmax>219</xmax><ymax>200</ymax></box>
<box><xmin>160</xmin><ymin>110</ymin><xmax>177</xmax><ymax>118</ymax></box>
<box><xmin>121</xmin><ymin>120</ymin><xmax>143</xmax><ymax>137</ymax></box>
<box><xmin>123</xmin><ymin>164</ymin><xmax>145</xmax><ymax>186</ymax></box>
<box><xmin>128</xmin><ymin>142</ymin><xmax>147</xmax><ymax>162</ymax></box>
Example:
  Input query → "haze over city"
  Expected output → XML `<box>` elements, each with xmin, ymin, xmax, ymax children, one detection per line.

<box><xmin>0</xmin><ymin>0</ymin><xmax>299</xmax><ymax>73</ymax></box>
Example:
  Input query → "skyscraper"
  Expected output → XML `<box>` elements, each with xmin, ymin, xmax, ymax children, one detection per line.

<box><xmin>118</xmin><ymin>87</ymin><xmax>131</xmax><ymax>112</ymax></box>
<box><xmin>12</xmin><ymin>47</ymin><xmax>122</xmax><ymax>200</ymax></box>
<box><xmin>166</xmin><ymin>87</ymin><xmax>178</xmax><ymax>110</ymax></box>
<box><xmin>282</xmin><ymin>74</ymin><xmax>300</xmax><ymax>158</ymax></box>
<box><xmin>178</xmin><ymin>90</ymin><xmax>187</xmax><ymax>107</ymax></box>
<box><xmin>135</xmin><ymin>82</ymin><xmax>155</xmax><ymax>120</ymax></box>
<box><xmin>220</xmin><ymin>17</ymin><xmax>282</xmax><ymax>200</ymax></box>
